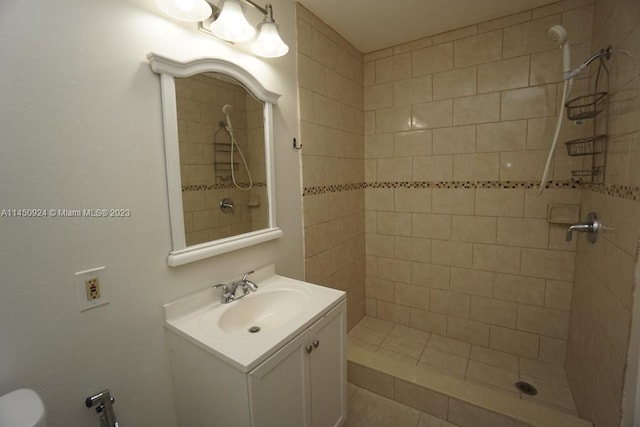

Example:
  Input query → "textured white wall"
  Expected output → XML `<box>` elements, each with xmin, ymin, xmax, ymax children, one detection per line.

<box><xmin>0</xmin><ymin>0</ymin><xmax>303</xmax><ymax>425</ymax></box>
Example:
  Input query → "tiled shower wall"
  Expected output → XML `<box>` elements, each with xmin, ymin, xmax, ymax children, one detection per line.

<box><xmin>297</xmin><ymin>4</ymin><xmax>366</xmax><ymax>329</ymax></box>
<box><xmin>363</xmin><ymin>1</ymin><xmax>594</xmax><ymax>365</ymax></box>
<box><xmin>176</xmin><ymin>75</ymin><xmax>267</xmax><ymax>245</ymax></box>
<box><xmin>566</xmin><ymin>0</ymin><xmax>640</xmax><ymax>425</ymax></box>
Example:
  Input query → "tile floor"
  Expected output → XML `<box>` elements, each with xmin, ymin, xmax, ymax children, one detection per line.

<box><xmin>346</xmin><ymin>383</ymin><xmax>458</xmax><ymax>427</ymax></box>
<box><xmin>348</xmin><ymin>316</ymin><xmax>577</xmax><ymax>415</ymax></box>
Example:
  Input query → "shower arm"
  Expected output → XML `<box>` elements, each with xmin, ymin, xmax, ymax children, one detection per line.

<box><xmin>566</xmin><ymin>46</ymin><xmax>612</xmax><ymax>80</ymax></box>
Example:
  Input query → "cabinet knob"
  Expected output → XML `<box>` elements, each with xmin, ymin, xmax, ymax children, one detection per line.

<box><xmin>305</xmin><ymin>345</ymin><xmax>313</xmax><ymax>353</ymax></box>
<box><xmin>312</xmin><ymin>340</ymin><xmax>320</xmax><ymax>348</ymax></box>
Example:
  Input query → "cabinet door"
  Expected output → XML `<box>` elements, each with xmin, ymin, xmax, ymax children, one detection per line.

<box><xmin>248</xmin><ymin>330</ymin><xmax>311</xmax><ymax>427</ymax></box>
<box><xmin>309</xmin><ymin>302</ymin><xmax>346</xmax><ymax>427</ymax></box>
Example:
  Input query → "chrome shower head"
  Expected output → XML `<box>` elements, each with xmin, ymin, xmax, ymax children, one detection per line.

<box><xmin>222</xmin><ymin>104</ymin><xmax>233</xmax><ymax>115</ymax></box>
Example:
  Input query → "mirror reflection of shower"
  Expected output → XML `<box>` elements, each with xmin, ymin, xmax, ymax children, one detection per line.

<box><xmin>222</xmin><ymin>103</ymin><xmax>253</xmax><ymax>191</ymax></box>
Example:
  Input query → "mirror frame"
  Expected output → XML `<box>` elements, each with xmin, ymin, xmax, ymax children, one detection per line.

<box><xmin>147</xmin><ymin>53</ymin><xmax>282</xmax><ymax>266</ymax></box>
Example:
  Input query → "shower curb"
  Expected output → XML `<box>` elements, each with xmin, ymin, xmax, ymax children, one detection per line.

<box><xmin>347</xmin><ymin>344</ymin><xmax>592</xmax><ymax>427</ymax></box>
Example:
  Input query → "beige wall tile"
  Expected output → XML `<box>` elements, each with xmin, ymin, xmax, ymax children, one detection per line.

<box><xmin>412</xmin><ymin>100</ymin><xmax>453</xmax><ymax>129</ymax></box>
<box><xmin>503</xmin><ymin>15</ymin><xmax>560</xmax><ymax>58</ymax></box>
<box><xmin>475</xmin><ymin>189</ymin><xmax>525</xmax><ymax>217</ymax></box>
<box><xmin>411</xmin><ymin>262</ymin><xmax>451</xmax><ymax>289</ymax></box>
<box><xmin>377</xmin><ymin>300</ymin><xmax>411</xmax><ymax>325</ymax></box>
<box><xmin>377</xmin><ymin>212</ymin><xmax>412</xmax><ymax>237</ymax></box>
<box><xmin>394</xmin><ymin>76</ymin><xmax>433</xmax><ymax>106</ymax></box>
<box><xmin>450</xmin><ymin>267</ymin><xmax>495</xmax><ymax>297</ymax></box>
<box><xmin>366</xmin><ymin>233</ymin><xmax>395</xmax><ymax>257</ymax></box>
<box><xmin>376</xmin><ymin>53</ymin><xmax>412</xmax><ymax>84</ymax></box>
<box><xmin>517</xmin><ymin>304</ymin><xmax>570</xmax><ymax>339</ymax></box>
<box><xmin>364</xmin><ymin>159</ymin><xmax>377</xmax><ymax>182</ymax></box>
<box><xmin>376</xmin><ymin>106</ymin><xmax>412</xmax><ymax>133</ymax></box>
<box><xmin>545</xmin><ymin>280</ymin><xmax>573</xmax><ymax>310</ymax></box>
<box><xmin>394</xmin><ymin>130</ymin><xmax>433</xmax><ymax>157</ymax></box>
<box><xmin>395</xmin><ymin>188</ymin><xmax>431</xmax><ymax>213</ymax></box>
<box><xmin>377</xmin><ymin>157</ymin><xmax>412</xmax><ymax>182</ymax></box>
<box><xmin>501</xmin><ymin>84</ymin><xmax>557</xmax><ymax>120</ymax></box>
<box><xmin>494</xmin><ymin>273</ymin><xmax>546</xmax><ymax>306</ymax></box>
<box><xmin>478</xmin><ymin>56</ymin><xmax>530</xmax><ymax>93</ymax></box>
<box><xmin>447</xmin><ymin>317</ymin><xmax>490</xmax><ymax>346</ymax></box>
<box><xmin>378</xmin><ymin>257</ymin><xmax>411</xmax><ymax>283</ymax></box>
<box><xmin>393</xmin><ymin>37</ymin><xmax>432</xmax><ymax>55</ymax></box>
<box><xmin>454</xmin><ymin>31</ymin><xmax>503</xmax><ymax>67</ymax></box>
<box><xmin>476</xmin><ymin>120</ymin><xmax>527</xmax><ymax>152</ymax></box>
<box><xmin>479</xmin><ymin>10</ymin><xmax>531</xmax><ymax>33</ymax></box>
<box><xmin>453</xmin><ymin>93</ymin><xmax>501</xmax><ymax>125</ymax></box>
<box><xmin>470</xmin><ymin>296</ymin><xmax>517</xmax><ymax>328</ymax></box>
<box><xmin>453</xmin><ymin>153</ymin><xmax>500</xmax><ymax>181</ymax></box>
<box><xmin>410</xmin><ymin>308</ymin><xmax>448</xmax><ymax>334</ymax></box>
<box><xmin>412</xmin><ymin>213</ymin><xmax>452</xmax><ymax>240</ymax></box>
<box><xmin>364</xmin><ymin>83</ymin><xmax>393</xmax><ymax>111</ymax></box>
<box><xmin>521</xmin><ymin>248</ymin><xmax>575</xmax><ymax>281</ymax></box>
<box><xmin>470</xmin><ymin>345</ymin><xmax>519</xmax><ymax>371</ymax></box>
<box><xmin>473</xmin><ymin>244</ymin><xmax>521</xmax><ymax>274</ymax></box>
<box><xmin>413</xmin><ymin>155</ymin><xmax>453</xmax><ymax>181</ymax></box>
<box><xmin>490</xmin><ymin>325</ymin><xmax>539</xmax><ymax>358</ymax></box>
<box><xmin>298</xmin><ymin>54</ymin><xmax>327</xmax><ymax>95</ymax></box>
<box><xmin>500</xmin><ymin>150</ymin><xmax>550</xmax><ymax>181</ymax></box>
<box><xmin>412</xmin><ymin>43</ymin><xmax>454</xmax><ymax>76</ymax></box>
<box><xmin>366</xmin><ymin>188</ymin><xmax>394</xmax><ymax>211</ymax></box>
<box><xmin>364</xmin><ymin>61</ymin><xmax>375</xmax><ymax>87</ymax></box>
<box><xmin>451</xmin><ymin>215</ymin><xmax>497</xmax><ymax>244</ymax></box>
<box><xmin>523</xmin><ymin>188</ymin><xmax>581</xmax><ymax>218</ymax></box>
<box><xmin>395</xmin><ymin>236</ymin><xmax>431</xmax><ymax>263</ymax></box>
<box><xmin>530</xmin><ymin>50</ymin><xmax>563</xmax><ymax>85</ymax></box>
<box><xmin>432</xmin><ymin>240</ymin><xmax>473</xmax><ymax>268</ymax></box>
<box><xmin>433</xmin><ymin>67</ymin><xmax>477</xmax><ymax>100</ymax></box>
<box><xmin>395</xmin><ymin>283</ymin><xmax>430</xmax><ymax>310</ymax></box>
<box><xmin>430</xmin><ymin>289</ymin><xmax>471</xmax><ymax>318</ymax></box>
<box><xmin>365</xmin><ymin>133</ymin><xmax>394</xmax><ymax>159</ymax></box>
<box><xmin>432</xmin><ymin>189</ymin><xmax>475</xmax><ymax>214</ymax></box>
<box><xmin>432</xmin><ymin>126</ymin><xmax>477</xmax><ymax>154</ymax></box>
<box><xmin>433</xmin><ymin>25</ymin><xmax>478</xmax><ymax>44</ymax></box>
<box><xmin>497</xmin><ymin>217</ymin><xmax>549</xmax><ymax>248</ymax></box>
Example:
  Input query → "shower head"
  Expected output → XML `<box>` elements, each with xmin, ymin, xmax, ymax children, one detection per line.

<box><xmin>548</xmin><ymin>25</ymin><xmax>572</xmax><ymax>77</ymax></box>
<box><xmin>222</xmin><ymin>104</ymin><xmax>233</xmax><ymax>115</ymax></box>
<box><xmin>548</xmin><ymin>25</ymin><xmax>568</xmax><ymax>45</ymax></box>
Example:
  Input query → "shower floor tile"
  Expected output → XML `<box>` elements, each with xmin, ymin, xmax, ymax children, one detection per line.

<box><xmin>347</xmin><ymin>316</ymin><xmax>578</xmax><ymax>417</ymax></box>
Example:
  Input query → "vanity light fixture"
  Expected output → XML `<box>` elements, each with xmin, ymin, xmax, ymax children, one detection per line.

<box><xmin>155</xmin><ymin>0</ymin><xmax>289</xmax><ymax>58</ymax></box>
<box><xmin>155</xmin><ymin>0</ymin><xmax>213</xmax><ymax>22</ymax></box>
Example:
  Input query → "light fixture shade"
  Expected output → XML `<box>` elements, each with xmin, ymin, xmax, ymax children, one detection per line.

<box><xmin>208</xmin><ymin>0</ymin><xmax>256</xmax><ymax>43</ymax></box>
<box><xmin>155</xmin><ymin>0</ymin><xmax>212</xmax><ymax>22</ymax></box>
<box><xmin>251</xmin><ymin>21</ymin><xmax>289</xmax><ymax>58</ymax></box>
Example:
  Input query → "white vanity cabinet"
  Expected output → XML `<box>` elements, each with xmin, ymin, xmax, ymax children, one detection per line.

<box><xmin>166</xmin><ymin>295</ymin><xmax>346</xmax><ymax>427</ymax></box>
<box><xmin>249</xmin><ymin>301</ymin><xmax>346</xmax><ymax>427</ymax></box>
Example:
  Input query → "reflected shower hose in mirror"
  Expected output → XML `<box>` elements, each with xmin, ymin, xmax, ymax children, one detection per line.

<box><xmin>222</xmin><ymin>104</ymin><xmax>253</xmax><ymax>191</ymax></box>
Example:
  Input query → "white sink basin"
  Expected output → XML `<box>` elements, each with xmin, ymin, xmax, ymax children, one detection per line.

<box><xmin>163</xmin><ymin>264</ymin><xmax>345</xmax><ymax>372</ymax></box>
<box><xmin>215</xmin><ymin>288</ymin><xmax>311</xmax><ymax>335</ymax></box>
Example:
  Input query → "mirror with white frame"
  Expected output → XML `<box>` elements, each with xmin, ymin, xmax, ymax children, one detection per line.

<box><xmin>147</xmin><ymin>53</ymin><xmax>282</xmax><ymax>266</ymax></box>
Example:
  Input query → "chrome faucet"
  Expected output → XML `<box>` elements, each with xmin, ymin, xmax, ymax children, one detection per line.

<box><xmin>566</xmin><ymin>212</ymin><xmax>600</xmax><ymax>243</ymax></box>
<box><xmin>213</xmin><ymin>270</ymin><xmax>258</xmax><ymax>303</ymax></box>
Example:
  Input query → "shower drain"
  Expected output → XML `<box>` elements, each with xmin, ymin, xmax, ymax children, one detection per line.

<box><xmin>515</xmin><ymin>381</ymin><xmax>538</xmax><ymax>396</ymax></box>
<box><xmin>248</xmin><ymin>326</ymin><xmax>261</xmax><ymax>333</ymax></box>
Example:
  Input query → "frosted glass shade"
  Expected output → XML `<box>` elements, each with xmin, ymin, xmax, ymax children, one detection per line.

<box><xmin>251</xmin><ymin>22</ymin><xmax>289</xmax><ymax>58</ymax></box>
<box><xmin>155</xmin><ymin>0</ymin><xmax>212</xmax><ymax>22</ymax></box>
<box><xmin>209</xmin><ymin>0</ymin><xmax>256</xmax><ymax>43</ymax></box>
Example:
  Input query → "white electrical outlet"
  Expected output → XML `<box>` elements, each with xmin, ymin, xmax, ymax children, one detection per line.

<box><xmin>75</xmin><ymin>267</ymin><xmax>109</xmax><ymax>312</ymax></box>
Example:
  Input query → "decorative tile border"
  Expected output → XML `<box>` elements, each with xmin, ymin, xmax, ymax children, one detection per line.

<box><xmin>303</xmin><ymin>180</ymin><xmax>578</xmax><ymax>196</ymax></box>
<box><xmin>182</xmin><ymin>182</ymin><xmax>266</xmax><ymax>191</ymax></box>
<box><xmin>584</xmin><ymin>183</ymin><xmax>640</xmax><ymax>201</ymax></box>
<box><xmin>302</xmin><ymin>180</ymin><xmax>640</xmax><ymax>202</ymax></box>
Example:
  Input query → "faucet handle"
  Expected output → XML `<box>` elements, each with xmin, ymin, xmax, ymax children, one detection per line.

<box><xmin>241</xmin><ymin>270</ymin><xmax>255</xmax><ymax>281</ymax></box>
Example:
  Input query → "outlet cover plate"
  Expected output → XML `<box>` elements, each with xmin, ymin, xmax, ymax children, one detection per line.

<box><xmin>75</xmin><ymin>266</ymin><xmax>109</xmax><ymax>312</ymax></box>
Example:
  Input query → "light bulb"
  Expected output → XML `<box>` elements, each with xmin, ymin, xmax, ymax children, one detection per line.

<box><xmin>208</xmin><ymin>0</ymin><xmax>256</xmax><ymax>43</ymax></box>
<box><xmin>251</xmin><ymin>21</ymin><xmax>289</xmax><ymax>58</ymax></box>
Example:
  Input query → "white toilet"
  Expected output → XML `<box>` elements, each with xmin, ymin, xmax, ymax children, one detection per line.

<box><xmin>0</xmin><ymin>389</ymin><xmax>46</xmax><ymax>427</ymax></box>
